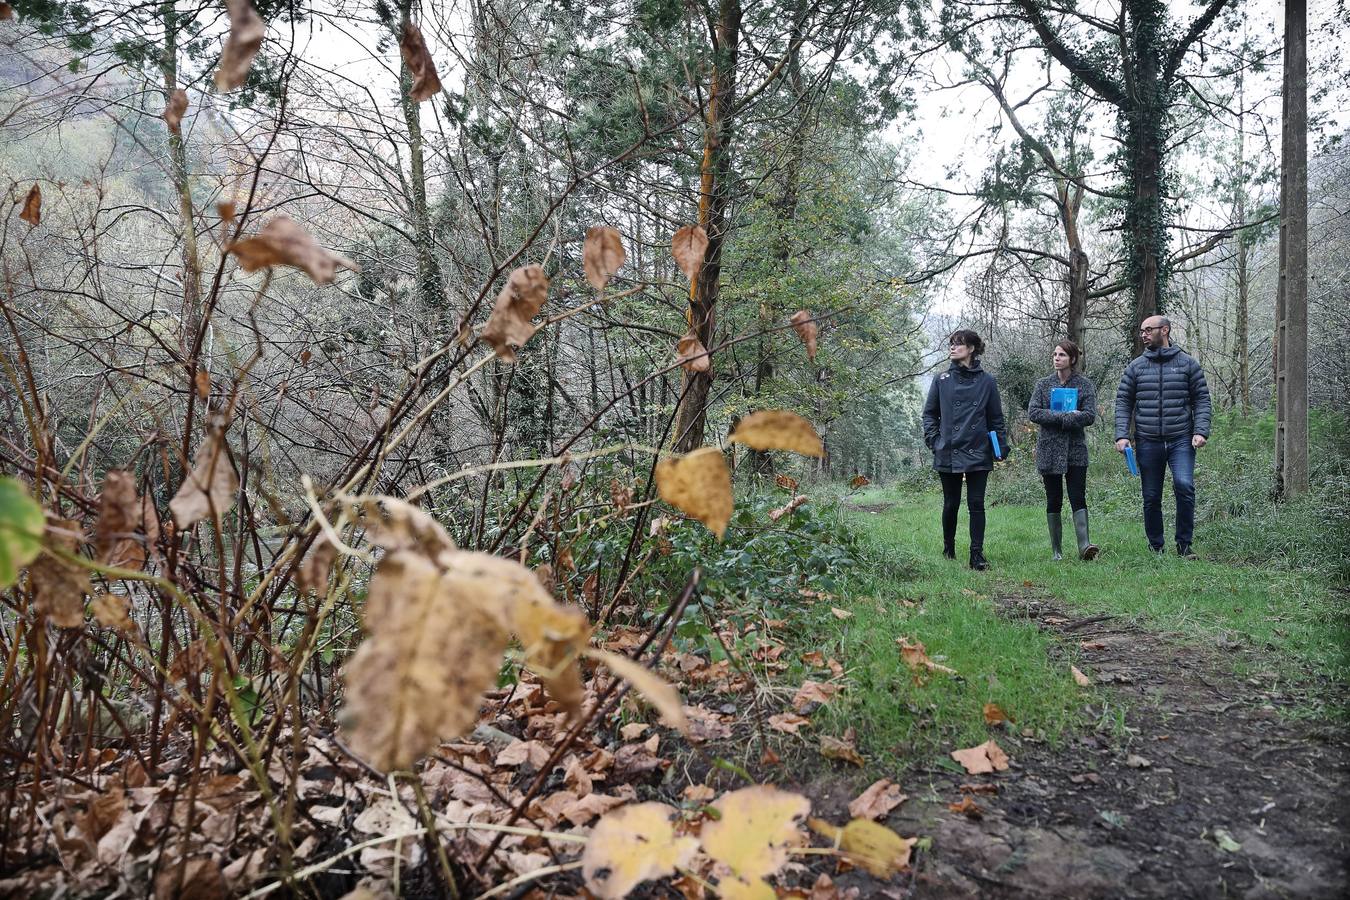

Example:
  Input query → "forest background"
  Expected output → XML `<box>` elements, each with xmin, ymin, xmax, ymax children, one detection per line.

<box><xmin>1</xmin><ymin>0</ymin><xmax>1348</xmax><ymax>897</ymax></box>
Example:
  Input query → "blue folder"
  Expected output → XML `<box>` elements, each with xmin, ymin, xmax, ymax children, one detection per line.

<box><xmin>1050</xmin><ymin>387</ymin><xmax>1078</xmax><ymax>412</ymax></box>
<box><xmin>989</xmin><ymin>431</ymin><xmax>1002</xmax><ymax>460</ymax></box>
<box><xmin>1124</xmin><ymin>445</ymin><xmax>1139</xmax><ymax>477</ymax></box>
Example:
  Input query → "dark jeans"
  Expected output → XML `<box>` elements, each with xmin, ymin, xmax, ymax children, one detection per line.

<box><xmin>939</xmin><ymin>470</ymin><xmax>988</xmax><ymax>551</ymax></box>
<box><xmin>1136</xmin><ymin>435</ymin><xmax>1196</xmax><ymax>549</ymax></box>
<box><xmin>1043</xmin><ymin>466</ymin><xmax>1088</xmax><ymax>514</ymax></box>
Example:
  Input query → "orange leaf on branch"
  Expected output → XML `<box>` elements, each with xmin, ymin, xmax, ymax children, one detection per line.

<box><xmin>215</xmin><ymin>0</ymin><xmax>264</xmax><ymax>91</ymax></box>
<box><xmin>675</xmin><ymin>331</ymin><xmax>710</xmax><ymax>373</ymax></box>
<box><xmin>19</xmin><ymin>184</ymin><xmax>40</xmax><ymax>226</ymax></box>
<box><xmin>480</xmin><ymin>264</ymin><xmax>549</xmax><ymax>362</ymax></box>
<box><xmin>671</xmin><ymin>224</ymin><xmax>708</xmax><ymax>282</ymax></box>
<box><xmin>729</xmin><ymin>410</ymin><xmax>824</xmax><ymax>457</ymax></box>
<box><xmin>790</xmin><ymin>309</ymin><xmax>819</xmax><ymax>360</ymax></box>
<box><xmin>399</xmin><ymin>20</ymin><xmax>442</xmax><ymax>101</ymax></box>
<box><xmin>583</xmin><ymin>225</ymin><xmax>625</xmax><ymax>291</ymax></box>
<box><xmin>163</xmin><ymin>88</ymin><xmax>188</xmax><ymax>134</ymax></box>
<box><xmin>228</xmin><ymin>216</ymin><xmax>359</xmax><ymax>285</ymax></box>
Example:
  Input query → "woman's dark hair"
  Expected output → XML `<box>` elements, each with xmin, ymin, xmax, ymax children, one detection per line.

<box><xmin>949</xmin><ymin>329</ymin><xmax>985</xmax><ymax>356</ymax></box>
<box><xmin>1055</xmin><ymin>339</ymin><xmax>1081</xmax><ymax>366</ymax></box>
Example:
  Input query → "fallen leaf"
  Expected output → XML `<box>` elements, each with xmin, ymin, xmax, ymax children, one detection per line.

<box><xmin>848</xmin><ymin>779</ymin><xmax>907</xmax><ymax>820</ymax></box>
<box><xmin>169</xmin><ymin>430</ymin><xmax>238</xmax><ymax>529</ymax></box>
<box><xmin>960</xmin><ymin>782</ymin><xmax>999</xmax><ymax>794</ymax></box>
<box><xmin>19</xmin><ymin>184</ymin><xmax>41</xmax><ymax>226</ymax></box>
<box><xmin>774</xmin><ymin>473</ymin><xmax>798</xmax><ymax>491</ymax></box>
<box><xmin>90</xmin><ymin>594</ymin><xmax>134</xmax><ymax>631</ymax></box>
<box><xmin>586</xmin><ymin>648</ymin><xmax>689</xmax><ymax>736</ymax></box>
<box><xmin>671</xmin><ymin>225</ymin><xmax>708</xmax><ymax>282</ymax></box>
<box><xmin>947</xmin><ymin>796</ymin><xmax>983</xmax><ymax>819</ymax></box>
<box><xmin>655</xmin><ymin>447</ymin><xmax>732</xmax><ymax>539</ymax></box>
<box><xmin>1210</xmin><ymin>827</ymin><xmax>1242</xmax><ymax>853</ymax></box>
<box><xmin>481</xmin><ymin>264</ymin><xmax>548</xmax><ymax>362</ymax></box>
<box><xmin>809</xmin><ymin>817</ymin><xmax>916</xmax><ymax>878</ymax></box>
<box><xmin>768</xmin><ymin>712</ymin><xmax>810</xmax><ymax>734</ymax></box>
<box><xmin>582</xmin><ymin>803</ymin><xmax>698</xmax><ymax>899</ymax></box>
<box><xmin>399</xmin><ymin>20</ymin><xmax>442</xmax><ymax>101</ymax></box>
<box><xmin>619</xmin><ymin>722</ymin><xmax>649</xmax><ymax>740</ymax></box>
<box><xmin>30</xmin><ymin>518</ymin><xmax>90</xmax><ymax>628</ymax></box>
<box><xmin>729</xmin><ymin>410</ymin><xmax>824</xmax><ymax>457</ymax></box>
<box><xmin>1124</xmin><ymin>754</ymin><xmax>1151</xmax><ymax>769</ymax></box>
<box><xmin>164</xmin><ymin>88</ymin><xmax>188</xmax><ymax>134</ymax></box>
<box><xmin>228</xmin><ymin>215</ymin><xmax>359</xmax><ymax>285</ymax></box>
<box><xmin>1071</xmin><ymin>665</ymin><xmax>1091</xmax><ymax>687</ymax></box>
<box><xmin>675</xmin><ymin>331</ymin><xmax>711</xmax><ymax>373</ymax></box>
<box><xmin>495</xmin><ymin>740</ymin><xmax>551</xmax><ymax>769</ymax></box>
<box><xmin>791</xmin><ymin>680</ymin><xmax>839</xmax><ymax>712</ymax></box>
<box><xmin>820</xmin><ymin>734</ymin><xmax>865</xmax><ymax>767</ymax></box>
<box><xmin>800</xmin><ymin>650</ymin><xmax>825</xmax><ymax>667</ymax></box>
<box><xmin>1080</xmin><ymin>641</ymin><xmax>1107</xmax><ymax>651</ymax></box>
<box><xmin>849</xmin><ymin>474</ymin><xmax>869</xmax><ymax>489</ymax></box>
<box><xmin>153</xmin><ymin>855</ymin><xmax>227</xmax><ymax>900</ymax></box>
<box><xmin>830</xmin><ymin>606</ymin><xmax>852</xmax><ymax>620</ymax></box>
<box><xmin>896</xmin><ymin>637</ymin><xmax>957</xmax><ymax>676</ymax></box>
<box><xmin>701</xmin><ymin>786</ymin><xmax>810</xmax><ymax>884</ymax></box>
<box><xmin>983</xmin><ymin>703</ymin><xmax>1011</xmax><ymax>726</ymax></box>
<box><xmin>215</xmin><ymin>0</ymin><xmax>265</xmax><ymax>91</ymax></box>
<box><xmin>583</xmin><ymin>225</ymin><xmax>624</xmax><ymax>291</ymax></box>
<box><xmin>95</xmin><ymin>470</ymin><xmax>144</xmax><ymax>569</ymax></box>
<box><xmin>760</xmin><ymin>746</ymin><xmax>781</xmax><ymax>766</ymax></box>
<box><xmin>683</xmin><ymin>784</ymin><xmax>715</xmax><ymax>803</ymax></box>
<box><xmin>950</xmin><ymin>739</ymin><xmax>1010</xmax><ymax>775</ymax></box>
<box><xmin>790</xmin><ymin>310</ymin><xmax>818</xmax><ymax>361</ymax></box>
<box><xmin>684</xmin><ymin>704</ymin><xmax>732</xmax><ymax>742</ymax></box>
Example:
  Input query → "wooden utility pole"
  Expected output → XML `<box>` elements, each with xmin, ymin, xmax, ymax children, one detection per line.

<box><xmin>1276</xmin><ymin>0</ymin><xmax>1308</xmax><ymax>496</ymax></box>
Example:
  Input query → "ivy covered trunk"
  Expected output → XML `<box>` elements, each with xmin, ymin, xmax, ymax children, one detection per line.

<box><xmin>1124</xmin><ymin>103</ymin><xmax>1166</xmax><ymax>355</ymax></box>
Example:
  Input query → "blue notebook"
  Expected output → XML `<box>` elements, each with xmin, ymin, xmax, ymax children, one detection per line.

<box><xmin>1050</xmin><ymin>387</ymin><xmax>1078</xmax><ymax>412</ymax></box>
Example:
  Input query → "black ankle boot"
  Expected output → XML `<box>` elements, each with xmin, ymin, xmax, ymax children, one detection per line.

<box><xmin>969</xmin><ymin>549</ymin><xmax>989</xmax><ymax>570</ymax></box>
<box><xmin>943</xmin><ymin>545</ymin><xmax>956</xmax><ymax>560</ymax></box>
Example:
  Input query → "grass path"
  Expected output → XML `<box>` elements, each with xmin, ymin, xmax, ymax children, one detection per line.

<box><xmin>804</xmin><ymin>490</ymin><xmax>1348</xmax><ymax>762</ymax></box>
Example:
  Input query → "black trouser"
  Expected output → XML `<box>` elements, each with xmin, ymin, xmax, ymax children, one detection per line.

<box><xmin>939</xmin><ymin>470</ymin><xmax>988</xmax><ymax>551</ymax></box>
<box><xmin>1042</xmin><ymin>466</ymin><xmax>1088</xmax><ymax>514</ymax></box>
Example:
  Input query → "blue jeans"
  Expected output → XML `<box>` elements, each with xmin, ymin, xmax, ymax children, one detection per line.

<box><xmin>1136</xmin><ymin>435</ymin><xmax>1196</xmax><ymax>549</ymax></box>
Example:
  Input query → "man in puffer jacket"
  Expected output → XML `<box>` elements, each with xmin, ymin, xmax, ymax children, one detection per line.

<box><xmin>1114</xmin><ymin>315</ymin><xmax>1213</xmax><ymax>558</ymax></box>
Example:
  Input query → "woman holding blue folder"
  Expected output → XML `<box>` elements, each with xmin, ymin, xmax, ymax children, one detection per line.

<box><xmin>922</xmin><ymin>330</ymin><xmax>1009</xmax><ymax>570</ymax></box>
<box><xmin>1027</xmin><ymin>340</ymin><xmax>1100</xmax><ymax>560</ymax></box>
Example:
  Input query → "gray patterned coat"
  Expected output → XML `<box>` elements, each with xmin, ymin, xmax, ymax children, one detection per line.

<box><xmin>1027</xmin><ymin>372</ymin><xmax>1097</xmax><ymax>474</ymax></box>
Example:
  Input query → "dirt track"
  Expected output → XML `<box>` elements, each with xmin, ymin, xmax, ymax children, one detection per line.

<box><xmin>804</xmin><ymin>595</ymin><xmax>1350</xmax><ymax>898</ymax></box>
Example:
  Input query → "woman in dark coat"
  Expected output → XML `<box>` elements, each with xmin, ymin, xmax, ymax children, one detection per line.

<box><xmin>922</xmin><ymin>330</ymin><xmax>1008</xmax><ymax>570</ymax></box>
<box><xmin>1027</xmin><ymin>339</ymin><xmax>1100</xmax><ymax>560</ymax></box>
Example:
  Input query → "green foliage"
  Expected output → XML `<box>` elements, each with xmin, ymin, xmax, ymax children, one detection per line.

<box><xmin>0</xmin><ymin>477</ymin><xmax>45</xmax><ymax>590</ymax></box>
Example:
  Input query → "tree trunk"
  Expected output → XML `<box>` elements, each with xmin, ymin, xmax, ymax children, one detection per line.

<box><xmin>1276</xmin><ymin>0</ymin><xmax>1309</xmax><ymax>496</ymax></box>
<box><xmin>399</xmin><ymin>3</ymin><xmax>443</xmax><ymax>330</ymax></box>
<box><xmin>161</xmin><ymin>14</ymin><xmax>202</xmax><ymax>351</ymax></box>
<box><xmin>672</xmin><ymin>0</ymin><xmax>742</xmax><ymax>453</ymax></box>
<box><xmin>1125</xmin><ymin>95</ymin><xmax>1165</xmax><ymax>356</ymax></box>
<box><xmin>1234</xmin><ymin>62</ymin><xmax>1251</xmax><ymax>415</ymax></box>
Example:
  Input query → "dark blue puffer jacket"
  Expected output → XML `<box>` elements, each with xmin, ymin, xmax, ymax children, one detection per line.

<box><xmin>922</xmin><ymin>360</ymin><xmax>1008</xmax><ymax>473</ymax></box>
<box><xmin>1114</xmin><ymin>345</ymin><xmax>1212</xmax><ymax>441</ymax></box>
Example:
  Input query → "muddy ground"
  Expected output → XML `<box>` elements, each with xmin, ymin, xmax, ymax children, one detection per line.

<box><xmin>798</xmin><ymin>595</ymin><xmax>1349</xmax><ymax>899</ymax></box>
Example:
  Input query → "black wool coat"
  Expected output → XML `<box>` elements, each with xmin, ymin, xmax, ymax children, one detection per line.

<box><xmin>922</xmin><ymin>360</ymin><xmax>1009</xmax><ymax>473</ymax></box>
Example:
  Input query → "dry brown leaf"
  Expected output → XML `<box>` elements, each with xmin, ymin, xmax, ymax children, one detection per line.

<box><xmin>773</xmin><ymin>473</ymin><xmax>798</xmax><ymax>491</ymax></box>
<box><xmin>675</xmin><ymin>331</ymin><xmax>711</xmax><ymax>373</ymax></box>
<box><xmin>791</xmin><ymin>679</ymin><xmax>839</xmax><ymax>712</ymax></box>
<box><xmin>90</xmin><ymin>594</ymin><xmax>134</xmax><ymax>632</ymax></box>
<box><xmin>19</xmin><ymin>184</ymin><xmax>40</xmax><ymax>226</ymax></box>
<box><xmin>169</xmin><ymin>430</ymin><xmax>238</xmax><ymax>529</ymax></box>
<box><xmin>215</xmin><ymin>0</ymin><xmax>265</xmax><ymax>91</ymax></box>
<box><xmin>729</xmin><ymin>410</ymin><xmax>824</xmax><ymax>457</ymax></box>
<box><xmin>683</xmin><ymin>783</ymin><xmax>715</xmax><ymax>804</ymax></box>
<box><xmin>0</xmin><ymin>4</ymin><xmax>14</xmax><ymax>21</ymax></box>
<box><xmin>769</xmin><ymin>494</ymin><xmax>809</xmax><ymax>521</ymax></box>
<box><xmin>829</xmin><ymin>606</ymin><xmax>852</xmax><ymax>620</ymax></box>
<box><xmin>164</xmin><ymin>88</ymin><xmax>188</xmax><ymax>134</ymax></box>
<box><xmin>350</xmin><ymin>495</ymin><xmax>457</xmax><ymax>561</ymax></box>
<box><xmin>296</xmin><ymin>535</ymin><xmax>338</xmax><ymax>597</ymax></box>
<box><xmin>495</xmin><ymin>740</ymin><xmax>551</xmax><ymax>769</ymax></box>
<box><xmin>558</xmin><ymin>791</ymin><xmax>625</xmax><ymax>826</ymax></box>
<box><xmin>586</xmin><ymin>648</ymin><xmax>688</xmax><ymax>736</ymax></box>
<box><xmin>671</xmin><ymin>225</ymin><xmax>708</xmax><ymax>282</ymax></box>
<box><xmin>848</xmin><ymin>778</ymin><xmax>907</xmax><ymax>820</ymax></box>
<box><xmin>481</xmin><ymin>264</ymin><xmax>549</xmax><ymax>362</ymax></box>
<box><xmin>194</xmin><ymin>368</ymin><xmax>211</xmax><ymax>401</ymax></box>
<box><xmin>620</xmin><ymin>722</ymin><xmax>650</xmax><ymax>740</ymax></box>
<box><xmin>170</xmin><ymin>638</ymin><xmax>207</xmax><ymax>681</ymax></box>
<box><xmin>30</xmin><ymin>518</ymin><xmax>89</xmax><ymax>628</ymax></box>
<box><xmin>228</xmin><ymin>215</ymin><xmax>358</xmax><ymax>285</ymax></box>
<box><xmin>800</xmin><ymin>650</ymin><xmax>825</xmax><ymax>667</ymax></box>
<box><xmin>583</xmin><ymin>225</ymin><xmax>625</xmax><ymax>291</ymax></box>
<box><xmin>581</xmin><ymin>803</ymin><xmax>698</xmax><ymax>899</ymax></box>
<box><xmin>399</xmin><ymin>20</ymin><xmax>442</xmax><ymax>102</ymax></box>
<box><xmin>819</xmin><ymin>734</ymin><xmax>865</xmax><ymax>767</ymax></box>
<box><xmin>153</xmin><ymin>855</ymin><xmax>227</xmax><ymax>900</ymax></box>
<box><xmin>1071</xmin><ymin>665</ymin><xmax>1091</xmax><ymax>687</ymax></box>
<box><xmin>341</xmin><ymin>551</ymin><xmax>508</xmax><ymax>772</ymax></box>
<box><xmin>948</xmin><ymin>796</ymin><xmax>983</xmax><ymax>819</ymax></box>
<box><xmin>809</xmin><ymin>817</ymin><xmax>917</xmax><ymax>879</ymax></box>
<box><xmin>950</xmin><ymin>739</ymin><xmax>1010</xmax><ymax>775</ymax></box>
<box><xmin>655</xmin><ymin>447</ymin><xmax>732</xmax><ymax>539</ymax></box>
<box><xmin>96</xmin><ymin>470</ymin><xmax>144</xmax><ymax>570</ymax></box>
<box><xmin>983</xmin><ymin>702</ymin><xmax>1010</xmax><ymax>726</ymax></box>
<box><xmin>896</xmin><ymin>636</ymin><xmax>957</xmax><ymax>676</ymax></box>
<box><xmin>790</xmin><ymin>310</ymin><xmax>818</xmax><ymax>361</ymax></box>
<box><xmin>767</xmin><ymin>712</ymin><xmax>810</xmax><ymax>734</ymax></box>
<box><xmin>701</xmin><ymin>786</ymin><xmax>810</xmax><ymax>883</ymax></box>
<box><xmin>849</xmin><ymin>474</ymin><xmax>869</xmax><ymax>489</ymax></box>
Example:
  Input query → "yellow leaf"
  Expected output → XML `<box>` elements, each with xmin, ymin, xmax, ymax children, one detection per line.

<box><xmin>809</xmin><ymin>817</ymin><xmax>917</xmax><ymax>878</ymax></box>
<box><xmin>729</xmin><ymin>410</ymin><xmax>824</xmax><ymax>457</ymax></box>
<box><xmin>700</xmin><ymin>786</ymin><xmax>810</xmax><ymax>882</ymax></box>
<box><xmin>481</xmin><ymin>264</ymin><xmax>548</xmax><ymax>362</ymax></box>
<box><xmin>790</xmin><ymin>310</ymin><xmax>818</xmax><ymax>361</ymax></box>
<box><xmin>655</xmin><ymin>447</ymin><xmax>732</xmax><ymax>539</ymax></box>
<box><xmin>581</xmin><ymin>803</ymin><xmax>698</xmax><ymax>899</ymax></box>
<box><xmin>341</xmin><ymin>551</ymin><xmax>508</xmax><ymax>772</ymax></box>
<box><xmin>586</xmin><ymin>648</ymin><xmax>689</xmax><ymax>736</ymax></box>
<box><xmin>169</xmin><ymin>430</ymin><xmax>238</xmax><ymax>529</ymax></box>
<box><xmin>671</xmin><ymin>225</ymin><xmax>708</xmax><ymax>282</ymax></box>
<box><xmin>584</xmin><ymin>226</ymin><xmax>625</xmax><ymax>291</ymax></box>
